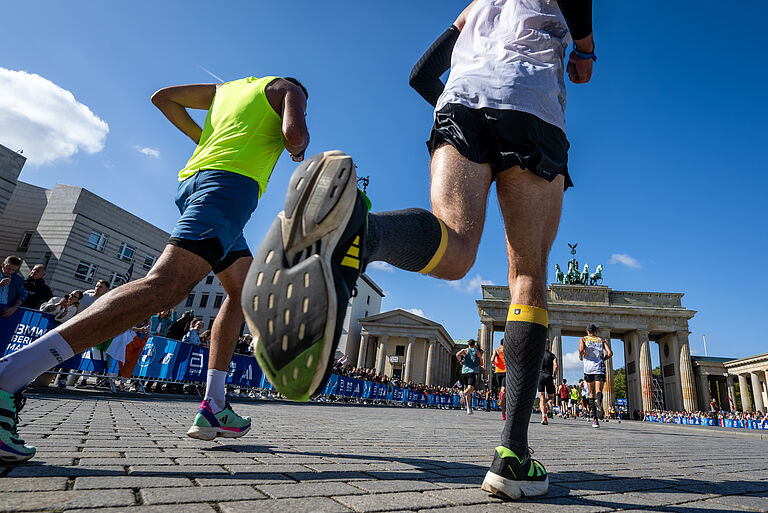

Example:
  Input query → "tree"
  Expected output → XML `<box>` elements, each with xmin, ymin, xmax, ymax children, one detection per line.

<box><xmin>614</xmin><ymin>366</ymin><xmax>627</xmax><ymax>399</ymax></box>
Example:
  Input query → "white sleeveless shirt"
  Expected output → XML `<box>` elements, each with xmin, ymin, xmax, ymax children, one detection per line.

<box><xmin>582</xmin><ymin>336</ymin><xmax>606</xmax><ymax>375</ymax></box>
<box><xmin>436</xmin><ymin>0</ymin><xmax>571</xmax><ymax>132</ymax></box>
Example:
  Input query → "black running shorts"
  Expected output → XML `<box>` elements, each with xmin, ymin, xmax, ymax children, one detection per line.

<box><xmin>537</xmin><ymin>374</ymin><xmax>555</xmax><ymax>394</ymax></box>
<box><xmin>584</xmin><ymin>373</ymin><xmax>606</xmax><ymax>383</ymax></box>
<box><xmin>493</xmin><ymin>372</ymin><xmax>505</xmax><ymax>389</ymax></box>
<box><xmin>427</xmin><ymin>103</ymin><xmax>573</xmax><ymax>189</ymax></box>
<box><xmin>461</xmin><ymin>372</ymin><xmax>479</xmax><ymax>388</ymax></box>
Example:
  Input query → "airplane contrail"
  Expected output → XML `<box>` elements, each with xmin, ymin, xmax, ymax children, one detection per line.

<box><xmin>197</xmin><ymin>65</ymin><xmax>225</xmax><ymax>83</ymax></box>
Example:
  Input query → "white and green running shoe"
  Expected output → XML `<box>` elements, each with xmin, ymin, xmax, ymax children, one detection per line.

<box><xmin>242</xmin><ymin>150</ymin><xmax>368</xmax><ymax>401</ymax></box>
<box><xmin>0</xmin><ymin>390</ymin><xmax>36</xmax><ymax>463</ymax></box>
<box><xmin>481</xmin><ymin>446</ymin><xmax>548</xmax><ymax>499</ymax></box>
<box><xmin>186</xmin><ymin>400</ymin><xmax>251</xmax><ymax>441</ymax></box>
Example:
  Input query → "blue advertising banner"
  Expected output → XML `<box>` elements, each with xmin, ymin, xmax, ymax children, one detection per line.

<box><xmin>1</xmin><ymin>308</ymin><xmax>59</xmax><ymax>356</ymax></box>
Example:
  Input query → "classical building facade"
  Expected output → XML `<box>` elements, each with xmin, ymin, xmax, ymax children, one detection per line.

<box><xmin>476</xmin><ymin>284</ymin><xmax>698</xmax><ymax>413</ymax></box>
<box><xmin>725</xmin><ymin>354</ymin><xmax>768</xmax><ymax>413</ymax></box>
<box><xmin>336</xmin><ymin>274</ymin><xmax>384</xmax><ymax>359</ymax></box>
<box><xmin>357</xmin><ymin>309</ymin><xmax>455</xmax><ymax>386</ymax></box>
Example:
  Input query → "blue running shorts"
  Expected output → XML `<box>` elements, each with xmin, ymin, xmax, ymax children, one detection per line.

<box><xmin>169</xmin><ymin>170</ymin><xmax>259</xmax><ymax>272</ymax></box>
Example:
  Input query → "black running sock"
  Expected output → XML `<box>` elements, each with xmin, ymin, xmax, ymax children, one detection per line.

<box><xmin>501</xmin><ymin>305</ymin><xmax>548</xmax><ymax>456</ymax></box>
<box><xmin>595</xmin><ymin>391</ymin><xmax>603</xmax><ymax>410</ymax></box>
<box><xmin>589</xmin><ymin>397</ymin><xmax>596</xmax><ymax>418</ymax></box>
<box><xmin>366</xmin><ymin>209</ymin><xmax>446</xmax><ymax>273</ymax></box>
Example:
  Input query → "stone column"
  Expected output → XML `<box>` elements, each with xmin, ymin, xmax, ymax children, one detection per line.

<box><xmin>599</xmin><ymin>327</ymin><xmax>614</xmax><ymax>413</ymax></box>
<box><xmin>479</xmin><ymin>321</ymin><xmax>493</xmax><ymax>382</ymax></box>
<box><xmin>638</xmin><ymin>330</ymin><xmax>654</xmax><ymax>412</ymax></box>
<box><xmin>357</xmin><ymin>333</ymin><xmax>369</xmax><ymax>368</ymax></box>
<box><xmin>717</xmin><ymin>378</ymin><xmax>728</xmax><ymax>411</ymax></box>
<box><xmin>751</xmin><ymin>372</ymin><xmax>765</xmax><ymax>413</ymax></box>
<box><xmin>549</xmin><ymin>326</ymin><xmax>563</xmax><ymax>385</ymax></box>
<box><xmin>678</xmin><ymin>332</ymin><xmax>697</xmax><ymax>412</ymax></box>
<box><xmin>738</xmin><ymin>374</ymin><xmax>752</xmax><ymax>412</ymax></box>
<box><xmin>426</xmin><ymin>339</ymin><xmax>437</xmax><ymax>385</ymax></box>
<box><xmin>375</xmin><ymin>336</ymin><xmax>388</xmax><ymax>375</ymax></box>
<box><xmin>698</xmin><ymin>372</ymin><xmax>711</xmax><ymax>411</ymax></box>
<box><xmin>403</xmin><ymin>336</ymin><xmax>415</xmax><ymax>382</ymax></box>
<box><xmin>727</xmin><ymin>376</ymin><xmax>737</xmax><ymax>412</ymax></box>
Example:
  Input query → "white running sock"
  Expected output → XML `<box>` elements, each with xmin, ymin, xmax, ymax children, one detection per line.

<box><xmin>0</xmin><ymin>330</ymin><xmax>74</xmax><ymax>393</ymax></box>
<box><xmin>204</xmin><ymin>369</ymin><xmax>227</xmax><ymax>413</ymax></box>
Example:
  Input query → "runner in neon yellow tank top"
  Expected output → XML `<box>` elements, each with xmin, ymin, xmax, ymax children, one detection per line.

<box><xmin>0</xmin><ymin>75</ymin><xmax>310</xmax><ymax>464</ymax></box>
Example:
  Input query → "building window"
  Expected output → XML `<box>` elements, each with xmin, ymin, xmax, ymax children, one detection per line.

<box><xmin>143</xmin><ymin>254</ymin><xmax>156</xmax><ymax>270</ymax></box>
<box><xmin>208</xmin><ymin>318</ymin><xmax>215</xmax><ymax>330</ymax></box>
<box><xmin>364</xmin><ymin>310</ymin><xmax>368</xmax><ymax>317</ymax></box>
<box><xmin>116</xmin><ymin>242</ymin><xmax>135</xmax><ymax>262</ymax></box>
<box><xmin>43</xmin><ymin>252</ymin><xmax>52</xmax><ymax>268</ymax></box>
<box><xmin>213</xmin><ymin>294</ymin><xmax>224</xmax><ymax>309</ymax></box>
<box><xmin>366</xmin><ymin>296</ymin><xmax>370</xmax><ymax>305</ymax></box>
<box><xmin>74</xmin><ymin>261</ymin><xmax>97</xmax><ymax>282</ymax></box>
<box><xmin>17</xmin><ymin>231</ymin><xmax>33</xmax><ymax>251</ymax></box>
<box><xmin>199</xmin><ymin>293</ymin><xmax>209</xmax><ymax>308</ymax></box>
<box><xmin>205</xmin><ymin>275</ymin><xmax>214</xmax><ymax>285</ymax></box>
<box><xmin>108</xmin><ymin>271</ymin><xmax>126</xmax><ymax>289</ymax></box>
<box><xmin>395</xmin><ymin>345</ymin><xmax>405</xmax><ymax>356</ymax></box>
<box><xmin>87</xmin><ymin>230</ymin><xmax>108</xmax><ymax>252</ymax></box>
<box><xmin>185</xmin><ymin>294</ymin><xmax>195</xmax><ymax>307</ymax></box>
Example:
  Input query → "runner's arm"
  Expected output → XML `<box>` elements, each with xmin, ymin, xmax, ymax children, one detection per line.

<box><xmin>281</xmin><ymin>84</ymin><xmax>309</xmax><ymax>162</ymax></box>
<box><xmin>578</xmin><ymin>337</ymin><xmax>585</xmax><ymax>360</ymax></box>
<box><xmin>456</xmin><ymin>348</ymin><xmax>467</xmax><ymax>361</ymax></box>
<box><xmin>553</xmin><ymin>357</ymin><xmax>559</xmax><ymax>377</ymax></box>
<box><xmin>408</xmin><ymin>1</ymin><xmax>478</xmax><ymax>106</ymax></box>
<box><xmin>151</xmin><ymin>84</ymin><xmax>217</xmax><ymax>144</ymax></box>
<box><xmin>557</xmin><ymin>0</ymin><xmax>595</xmax><ymax>84</ymax></box>
<box><xmin>602</xmin><ymin>340</ymin><xmax>613</xmax><ymax>361</ymax></box>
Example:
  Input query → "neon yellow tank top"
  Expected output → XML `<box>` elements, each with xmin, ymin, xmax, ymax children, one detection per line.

<box><xmin>178</xmin><ymin>76</ymin><xmax>284</xmax><ymax>197</ymax></box>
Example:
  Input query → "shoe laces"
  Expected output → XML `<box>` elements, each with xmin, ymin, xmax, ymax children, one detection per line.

<box><xmin>11</xmin><ymin>393</ymin><xmax>26</xmax><ymax>437</ymax></box>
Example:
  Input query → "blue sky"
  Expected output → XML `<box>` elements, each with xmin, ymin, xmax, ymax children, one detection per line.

<box><xmin>2</xmin><ymin>1</ymin><xmax>766</xmax><ymax>383</ymax></box>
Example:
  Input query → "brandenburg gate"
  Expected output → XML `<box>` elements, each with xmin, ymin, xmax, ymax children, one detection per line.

<box><xmin>476</xmin><ymin>283</ymin><xmax>698</xmax><ymax>413</ymax></box>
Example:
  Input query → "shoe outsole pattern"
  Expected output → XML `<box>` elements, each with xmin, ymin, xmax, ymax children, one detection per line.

<box><xmin>481</xmin><ymin>472</ymin><xmax>549</xmax><ymax>500</ymax></box>
<box><xmin>242</xmin><ymin>151</ymin><xmax>357</xmax><ymax>402</ymax></box>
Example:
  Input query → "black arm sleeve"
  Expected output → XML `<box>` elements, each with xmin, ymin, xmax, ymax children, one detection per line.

<box><xmin>556</xmin><ymin>0</ymin><xmax>592</xmax><ymax>41</ymax></box>
<box><xmin>408</xmin><ymin>25</ymin><xmax>460</xmax><ymax>107</ymax></box>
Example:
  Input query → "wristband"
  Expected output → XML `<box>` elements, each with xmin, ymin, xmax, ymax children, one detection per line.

<box><xmin>572</xmin><ymin>46</ymin><xmax>597</xmax><ymax>61</ymax></box>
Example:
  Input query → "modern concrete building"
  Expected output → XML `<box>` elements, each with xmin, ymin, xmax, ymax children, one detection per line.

<box><xmin>0</xmin><ymin>142</ymin><xmax>228</xmax><ymax>327</ymax></box>
<box><xmin>0</xmin><ymin>145</ymin><xmax>25</xmax><ymax>219</ymax></box>
<box><xmin>357</xmin><ymin>309</ymin><xmax>455</xmax><ymax>386</ymax></box>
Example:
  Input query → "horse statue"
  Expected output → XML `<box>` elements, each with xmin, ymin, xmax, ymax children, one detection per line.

<box><xmin>555</xmin><ymin>264</ymin><xmax>564</xmax><ymax>284</ymax></box>
<box><xmin>579</xmin><ymin>263</ymin><xmax>589</xmax><ymax>285</ymax></box>
<box><xmin>565</xmin><ymin>260</ymin><xmax>578</xmax><ymax>284</ymax></box>
<box><xmin>589</xmin><ymin>264</ymin><xmax>604</xmax><ymax>285</ymax></box>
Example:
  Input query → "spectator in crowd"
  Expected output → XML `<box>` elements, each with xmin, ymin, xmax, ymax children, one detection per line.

<box><xmin>0</xmin><ymin>256</ymin><xmax>27</xmax><ymax>318</ymax></box>
<box><xmin>235</xmin><ymin>334</ymin><xmax>252</xmax><ymax>355</ymax></box>
<box><xmin>78</xmin><ymin>280</ymin><xmax>110</xmax><ymax>311</ymax></box>
<box><xmin>709</xmin><ymin>397</ymin><xmax>719</xmax><ymax>412</ymax></box>
<box><xmin>150</xmin><ymin>309</ymin><xmax>175</xmax><ymax>337</ymax></box>
<box><xmin>199</xmin><ymin>330</ymin><xmax>211</xmax><ymax>347</ymax></box>
<box><xmin>40</xmin><ymin>291</ymin><xmax>83</xmax><ymax>323</ymax></box>
<box><xmin>21</xmin><ymin>264</ymin><xmax>53</xmax><ymax>310</ymax></box>
<box><xmin>182</xmin><ymin>319</ymin><xmax>204</xmax><ymax>346</ymax></box>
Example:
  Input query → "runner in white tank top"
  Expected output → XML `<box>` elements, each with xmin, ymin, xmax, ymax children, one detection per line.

<box><xmin>579</xmin><ymin>323</ymin><xmax>613</xmax><ymax>428</ymax></box>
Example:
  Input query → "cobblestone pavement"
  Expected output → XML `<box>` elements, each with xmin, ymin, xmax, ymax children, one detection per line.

<box><xmin>2</xmin><ymin>389</ymin><xmax>768</xmax><ymax>512</ymax></box>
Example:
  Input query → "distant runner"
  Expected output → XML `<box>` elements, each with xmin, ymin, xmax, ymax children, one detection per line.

<box><xmin>579</xmin><ymin>323</ymin><xmax>613</xmax><ymax>428</ymax></box>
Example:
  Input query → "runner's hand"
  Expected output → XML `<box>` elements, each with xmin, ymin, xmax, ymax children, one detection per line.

<box><xmin>567</xmin><ymin>50</ymin><xmax>593</xmax><ymax>84</ymax></box>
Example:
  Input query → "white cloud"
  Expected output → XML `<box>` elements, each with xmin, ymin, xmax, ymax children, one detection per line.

<box><xmin>368</xmin><ymin>261</ymin><xmax>394</xmax><ymax>272</ymax></box>
<box><xmin>0</xmin><ymin>68</ymin><xmax>108</xmax><ymax>166</ymax></box>
<box><xmin>608</xmin><ymin>253</ymin><xmax>641</xmax><ymax>269</ymax></box>
<box><xmin>562</xmin><ymin>350</ymin><xmax>583</xmax><ymax>381</ymax></box>
<box><xmin>137</xmin><ymin>146</ymin><xmax>160</xmax><ymax>158</ymax></box>
<box><xmin>405</xmin><ymin>308</ymin><xmax>425</xmax><ymax>317</ymax></box>
<box><xmin>447</xmin><ymin>274</ymin><xmax>494</xmax><ymax>295</ymax></box>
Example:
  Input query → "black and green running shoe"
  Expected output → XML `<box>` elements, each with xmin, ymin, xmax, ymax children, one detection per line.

<box><xmin>481</xmin><ymin>446</ymin><xmax>548</xmax><ymax>499</ymax></box>
<box><xmin>242</xmin><ymin>151</ymin><xmax>368</xmax><ymax>402</ymax></box>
